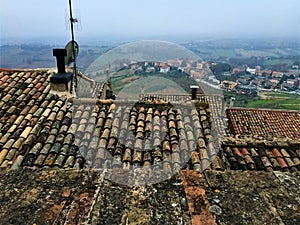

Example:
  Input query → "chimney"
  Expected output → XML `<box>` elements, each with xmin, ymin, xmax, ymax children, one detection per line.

<box><xmin>221</xmin><ymin>96</ymin><xmax>226</xmax><ymax>117</ymax></box>
<box><xmin>53</xmin><ymin>49</ymin><xmax>67</xmax><ymax>73</ymax></box>
<box><xmin>190</xmin><ymin>85</ymin><xmax>199</xmax><ymax>100</ymax></box>
<box><xmin>50</xmin><ymin>48</ymin><xmax>74</xmax><ymax>96</ymax></box>
<box><xmin>229</xmin><ymin>97</ymin><xmax>235</xmax><ymax>107</ymax></box>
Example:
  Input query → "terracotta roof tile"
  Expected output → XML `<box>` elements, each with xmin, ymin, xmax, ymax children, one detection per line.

<box><xmin>272</xmin><ymin>148</ymin><xmax>282</xmax><ymax>158</ymax></box>
<box><xmin>0</xmin><ymin>69</ymin><xmax>299</xmax><ymax>173</ymax></box>
<box><xmin>276</xmin><ymin>157</ymin><xmax>288</xmax><ymax>169</ymax></box>
<box><xmin>227</xmin><ymin>108</ymin><xmax>300</xmax><ymax>139</ymax></box>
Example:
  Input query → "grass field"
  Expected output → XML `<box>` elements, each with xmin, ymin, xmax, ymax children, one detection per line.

<box><xmin>194</xmin><ymin>47</ymin><xmax>238</xmax><ymax>58</ymax></box>
<box><xmin>111</xmin><ymin>69</ymin><xmax>199</xmax><ymax>94</ymax></box>
<box><xmin>247</xmin><ymin>98</ymin><xmax>299</xmax><ymax>110</ymax></box>
<box><xmin>116</xmin><ymin>75</ymin><xmax>187</xmax><ymax>100</ymax></box>
<box><xmin>260</xmin><ymin>92</ymin><xmax>296</xmax><ymax>98</ymax></box>
<box><xmin>248</xmin><ymin>92</ymin><xmax>300</xmax><ymax>110</ymax></box>
<box><xmin>263</xmin><ymin>59</ymin><xmax>294</xmax><ymax>68</ymax></box>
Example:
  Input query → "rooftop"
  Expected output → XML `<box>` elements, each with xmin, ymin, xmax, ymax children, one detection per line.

<box><xmin>0</xmin><ymin>168</ymin><xmax>299</xmax><ymax>225</ymax></box>
<box><xmin>227</xmin><ymin>108</ymin><xmax>300</xmax><ymax>139</ymax></box>
<box><xmin>0</xmin><ymin>68</ymin><xmax>299</xmax><ymax>224</ymax></box>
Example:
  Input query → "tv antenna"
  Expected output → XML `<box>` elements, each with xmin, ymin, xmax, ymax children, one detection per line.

<box><xmin>65</xmin><ymin>4</ymin><xmax>82</xmax><ymax>33</ymax></box>
<box><xmin>66</xmin><ymin>0</ymin><xmax>80</xmax><ymax>92</ymax></box>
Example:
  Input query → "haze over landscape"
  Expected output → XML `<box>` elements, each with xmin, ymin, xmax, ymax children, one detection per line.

<box><xmin>0</xmin><ymin>0</ymin><xmax>299</xmax><ymax>111</ymax></box>
<box><xmin>1</xmin><ymin>0</ymin><xmax>299</xmax><ymax>44</ymax></box>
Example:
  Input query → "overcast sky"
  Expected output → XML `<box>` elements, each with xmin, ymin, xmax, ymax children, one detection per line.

<box><xmin>0</xmin><ymin>0</ymin><xmax>299</xmax><ymax>43</ymax></box>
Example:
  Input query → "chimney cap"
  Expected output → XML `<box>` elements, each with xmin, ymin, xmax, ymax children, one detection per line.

<box><xmin>190</xmin><ymin>85</ymin><xmax>199</xmax><ymax>89</ymax></box>
<box><xmin>53</xmin><ymin>48</ymin><xmax>67</xmax><ymax>57</ymax></box>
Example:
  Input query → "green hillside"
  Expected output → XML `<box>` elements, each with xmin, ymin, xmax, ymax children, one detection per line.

<box><xmin>111</xmin><ymin>69</ymin><xmax>199</xmax><ymax>97</ymax></box>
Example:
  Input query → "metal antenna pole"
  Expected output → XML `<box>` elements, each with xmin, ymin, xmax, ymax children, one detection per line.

<box><xmin>68</xmin><ymin>0</ymin><xmax>77</xmax><ymax>92</ymax></box>
<box><xmin>69</xmin><ymin>0</ymin><xmax>75</xmax><ymax>42</ymax></box>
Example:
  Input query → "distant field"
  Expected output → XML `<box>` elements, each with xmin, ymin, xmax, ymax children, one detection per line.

<box><xmin>0</xmin><ymin>44</ymin><xmax>110</xmax><ymax>70</ymax></box>
<box><xmin>235</xmin><ymin>49</ymin><xmax>277</xmax><ymax>58</ymax></box>
<box><xmin>214</xmin><ymin>49</ymin><xmax>239</xmax><ymax>58</ymax></box>
<box><xmin>248</xmin><ymin>92</ymin><xmax>300</xmax><ymax>110</ymax></box>
<box><xmin>247</xmin><ymin>98</ymin><xmax>300</xmax><ymax>110</ymax></box>
<box><xmin>111</xmin><ymin>70</ymin><xmax>197</xmax><ymax>95</ymax></box>
<box><xmin>263</xmin><ymin>59</ymin><xmax>294</xmax><ymax>68</ymax></box>
<box><xmin>260</xmin><ymin>92</ymin><xmax>298</xmax><ymax>98</ymax></box>
<box><xmin>116</xmin><ymin>75</ymin><xmax>187</xmax><ymax>100</ymax></box>
<box><xmin>195</xmin><ymin>48</ymin><xmax>238</xmax><ymax>58</ymax></box>
<box><xmin>111</xmin><ymin>73</ymin><xmax>140</xmax><ymax>92</ymax></box>
<box><xmin>212</xmin><ymin>86</ymin><xmax>300</xmax><ymax>110</ymax></box>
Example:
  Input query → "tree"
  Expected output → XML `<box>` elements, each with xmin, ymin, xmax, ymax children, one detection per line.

<box><xmin>280</xmin><ymin>74</ymin><xmax>288</xmax><ymax>84</ymax></box>
<box><xmin>289</xmin><ymin>74</ymin><xmax>295</xmax><ymax>79</ymax></box>
<box><xmin>271</xmin><ymin>63</ymin><xmax>289</xmax><ymax>72</ymax></box>
<box><xmin>210</xmin><ymin>63</ymin><xmax>231</xmax><ymax>80</ymax></box>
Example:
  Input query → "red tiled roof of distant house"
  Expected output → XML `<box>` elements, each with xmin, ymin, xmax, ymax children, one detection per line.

<box><xmin>227</xmin><ymin>108</ymin><xmax>300</xmax><ymax>139</ymax></box>
<box><xmin>272</xmin><ymin>71</ymin><xmax>284</xmax><ymax>78</ymax></box>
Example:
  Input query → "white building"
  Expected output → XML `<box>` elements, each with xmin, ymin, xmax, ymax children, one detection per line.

<box><xmin>160</xmin><ymin>65</ymin><xmax>170</xmax><ymax>73</ymax></box>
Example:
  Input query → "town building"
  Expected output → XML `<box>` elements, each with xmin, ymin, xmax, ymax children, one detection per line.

<box><xmin>160</xmin><ymin>65</ymin><xmax>170</xmax><ymax>73</ymax></box>
<box><xmin>281</xmin><ymin>79</ymin><xmax>299</xmax><ymax>90</ymax></box>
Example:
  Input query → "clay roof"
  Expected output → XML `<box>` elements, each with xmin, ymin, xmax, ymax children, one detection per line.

<box><xmin>0</xmin><ymin>69</ymin><xmax>106</xmax><ymax>169</ymax></box>
<box><xmin>0</xmin><ymin>69</ymin><xmax>217</xmax><ymax>172</ymax></box>
<box><xmin>161</xmin><ymin>65</ymin><xmax>170</xmax><ymax>69</ymax></box>
<box><xmin>0</xmin><ymin>69</ymin><xmax>300</xmax><ymax>173</ymax></box>
<box><xmin>227</xmin><ymin>108</ymin><xmax>300</xmax><ymax>139</ymax></box>
<box><xmin>220</xmin><ymin>144</ymin><xmax>300</xmax><ymax>172</ymax></box>
<box><xmin>1</xmin><ymin>69</ymin><xmax>300</xmax><ymax>224</ymax></box>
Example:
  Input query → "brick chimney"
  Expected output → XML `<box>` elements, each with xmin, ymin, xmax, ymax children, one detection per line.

<box><xmin>229</xmin><ymin>97</ymin><xmax>235</xmax><ymax>107</ymax></box>
<box><xmin>50</xmin><ymin>48</ymin><xmax>74</xmax><ymax>96</ymax></box>
<box><xmin>53</xmin><ymin>49</ymin><xmax>67</xmax><ymax>73</ymax></box>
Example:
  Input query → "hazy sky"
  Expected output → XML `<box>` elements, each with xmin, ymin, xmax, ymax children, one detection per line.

<box><xmin>0</xmin><ymin>0</ymin><xmax>299</xmax><ymax>42</ymax></box>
